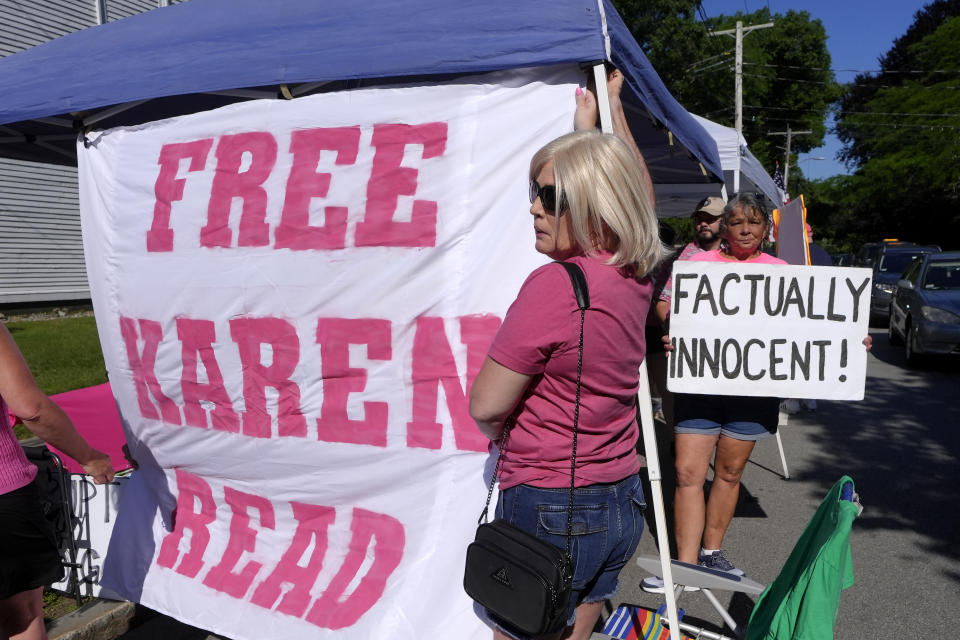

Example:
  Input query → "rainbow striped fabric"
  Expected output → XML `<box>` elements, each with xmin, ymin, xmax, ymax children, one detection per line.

<box><xmin>602</xmin><ymin>605</ymin><xmax>691</xmax><ymax>640</ymax></box>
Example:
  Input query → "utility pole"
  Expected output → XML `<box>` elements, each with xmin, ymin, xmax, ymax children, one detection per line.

<box><xmin>768</xmin><ymin>125</ymin><xmax>812</xmax><ymax>190</ymax></box>
<box><xmin>710</xmin><ymin>20</ymin><xmax>774</xmax><ymax>139</ymax></box>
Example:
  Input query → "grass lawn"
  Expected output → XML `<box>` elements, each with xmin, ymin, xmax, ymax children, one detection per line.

<box><xmin>7</xmin><ymin>316</ymin><xmax>107</xmax><ymax>439</ymax></box>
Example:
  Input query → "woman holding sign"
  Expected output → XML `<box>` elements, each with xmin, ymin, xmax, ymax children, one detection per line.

<box><xmin>666</xmin><ymin>193</ymin><xmax>785</xmax><ymax>582</ymax></box>
<box><xmin>470</xmin><ymin>129</ymin><xmax>665</xmax><ymax>640</ymax></box>
<box><xmin>641</xmin><ymin>194</ymin><xmax>870</xmax><ymax>592</ymax></box>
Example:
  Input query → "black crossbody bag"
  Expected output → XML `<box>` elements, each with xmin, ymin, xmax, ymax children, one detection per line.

<box><xmin>463</xmin><ymin>262</ymin><xmax>589</xmax><ymax>637</ymax></box>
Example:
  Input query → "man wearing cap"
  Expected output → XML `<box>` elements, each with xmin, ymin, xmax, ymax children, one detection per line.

<box><xmin>653</xmin><ymin>195</ymin><xmax>724</xmax><ymax>324</ymax></box>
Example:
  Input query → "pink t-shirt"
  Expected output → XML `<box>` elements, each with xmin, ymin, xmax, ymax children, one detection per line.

<box><xmin>0</xmin><ymin>395</ymin><xmax>38</xmax><ymax>495</ymax></box>
<box><xmin>487</xmin><ymin>254</ymin><xmax>652</xmax><ymax>489</ymax></box>
<box><xmin>689</xmin><ymin>249</ymin><xmax>787</xmax><ymax>265</ymax></box>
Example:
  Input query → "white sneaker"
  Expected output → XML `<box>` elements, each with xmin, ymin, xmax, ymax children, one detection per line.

<box><xmin>640</xmin><ymin>576</ymin><xmax>665</xmax><ymax>593</ymax></box>
<box><xmin>639</xmin><ymin>576</ymin><xmax>699</xmax><ymax>593</ymax></box>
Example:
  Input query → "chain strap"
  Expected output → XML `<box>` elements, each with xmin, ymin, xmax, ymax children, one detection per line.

<box><xmin>564</xmin><ymin>304</ymin><xmax>584</xmax><ymax>558</ymax></box>
<box><xmin>478</xmin><ymin>263</ymin><xmax>587</xmax><ymax>565</ymax></box>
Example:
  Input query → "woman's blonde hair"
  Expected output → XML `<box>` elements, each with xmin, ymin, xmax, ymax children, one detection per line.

<box><xmin>530</xmin><ymin>131</ymin><xmax>666</xmax><ymax>278</ymax></box>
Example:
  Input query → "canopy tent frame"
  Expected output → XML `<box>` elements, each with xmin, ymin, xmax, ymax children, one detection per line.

<box><xmin>591</xmin><ymin>60</ymin><xmax>681</xmax><ymax>640</ymax></box>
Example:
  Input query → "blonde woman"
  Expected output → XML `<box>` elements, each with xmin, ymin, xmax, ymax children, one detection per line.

<box><xmin>470</xmin><ymin>130</ymin><xmax>665</xmax><ymax>640</ymax></box>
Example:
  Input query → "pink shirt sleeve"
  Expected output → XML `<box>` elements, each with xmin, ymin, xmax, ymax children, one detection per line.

<box><xmin>487</xmin><ymin>264</ymin><xmax>577</xmax><ymax>376</ymax></box>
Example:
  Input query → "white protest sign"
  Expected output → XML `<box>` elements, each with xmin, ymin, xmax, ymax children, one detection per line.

<box><xmin>80</xmin><ymin>66</ymin><xmax>580</xmax><ymax>640</ymax></box>
<box><xmin>666</xmin><ymin>262</ymin><xmax>872</xmax><ymax>400</ymax></box>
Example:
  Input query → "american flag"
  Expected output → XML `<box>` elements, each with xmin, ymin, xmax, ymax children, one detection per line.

<box><xmin>773</xmin><ymin>161</ymin><xmax>789</xmax><ymax>202</ymax></box>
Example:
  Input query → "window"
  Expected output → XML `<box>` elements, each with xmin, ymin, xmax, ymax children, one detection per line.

<box><xmin>922</xmin><ymin>261</ymin><xmax>960</xmax><ymax>290</ymax></box>
<box><xmin>903</xmin><ymin>259</ymin><xmax>923</xmax><ymax>284</ymax></box>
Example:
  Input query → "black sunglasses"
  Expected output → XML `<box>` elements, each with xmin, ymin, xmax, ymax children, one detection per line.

<box><xmin>529</xmin><ymin>180</ymin><xmax>567</xmax><ymax>213</ymax></box>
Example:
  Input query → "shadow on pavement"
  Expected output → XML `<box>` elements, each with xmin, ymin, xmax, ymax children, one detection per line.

<box><xmin>790</xmin><ymin>330</ymin><xmax>960</xmax><ymax>570</ymax></box>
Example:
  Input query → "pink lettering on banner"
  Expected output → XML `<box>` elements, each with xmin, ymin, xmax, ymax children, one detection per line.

<box><xmin>354</xmin><ymin>123</ymin><xmax>448</xmax><ymax>247</ymax></box>
<box><xmin>155</xmin><ymin>472</ymin><xmax>408</xmax><ymax>629</ymax></box>
<box><xmin>202</xmin><ymin>486</ymin><xmax>276</xmax><ymax>598</ymax></box>
<box><xmin>315</xmin><ymin>319</ymin><xmax>392</xmax><ymax>447</ymax></box>
<box><xmin>250</xmin><ymin>501</ymin><xmax>336</xmax><ymax>617</ymax></box>
<box><xmin>275</xmin><ymin>127</ymin><xmax>361</xmax><ymax>251</ymax></box>
<box><xmin>406</xmin><ymin>315</ymin><xmax>500</xmax><ymax>452</ymax></box>
<box><xmin>305</xmin><ymin>508</ymin><xmax>405</xmax><ymax>630</ymax></box>
<box><xmin>147</xmin><ymin>139</ymin><xmax>213</xmax><ymax>252</ymax></box>
<box><xmin>156</xmin><ymin>468</ymin><xmax>217</xmax><ymax>577</ymax></box>
<box><xmin>229</xmin><ymin>317</ymin><xmax>307</xmax><ymax>439</ymax></box>
<box><xmin>119</xmin><ymin>316</ymin><xmax>182</xmax><ymax>425</ymax></box>
<box><xmin>177</xmin><ymin>318</ymin><xmax>239</xmax><ymax>432</ymax></box>
<box><xmin>203</xmin><ymin>132</ymin><xmax>278</xmax><ymax>248</ymax></box>
<box><xmin>117</xmin><ymin>313</ymin><xmax>503</xmax><ymax>451</ymax></box>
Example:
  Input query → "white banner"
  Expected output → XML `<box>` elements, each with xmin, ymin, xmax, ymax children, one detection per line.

<box><xmin>666</xmin><ymin>262</ymin><xmax>872</xmax><ymax>400</ymax></box>
<box><xmin>80</xmin><ymin>66</ymin><xmax>581</xmax><ymax>640</ymax></box>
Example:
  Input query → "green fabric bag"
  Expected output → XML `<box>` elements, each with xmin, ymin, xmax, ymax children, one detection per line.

<box><xmin>746</xmin><ymin>476</ymin><xmax>860</xmax><ymax>640</ymax></box>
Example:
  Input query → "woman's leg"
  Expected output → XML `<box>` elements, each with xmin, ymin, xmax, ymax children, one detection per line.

<box><xmin>0</xmin><ymin>587</ymin><xmax>47</xmax><ymax>640</ymax></box>
<box><xmin>562</xmin><ymin>601</ymin><xmax>604</xmax><ymax>640</ymax></box>
<box><xmin>673</xmin><ymin>433</ymin><xmax>719</xmax><ymax>564</ymax></box>
<box><xmin>702</xmin><ymin>435</ymin><xmax>756</xmax><ymax>551</ymax></box>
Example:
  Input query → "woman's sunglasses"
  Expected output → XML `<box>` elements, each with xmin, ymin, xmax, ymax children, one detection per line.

<box><xmin>529</xmin><ymin>180</ymin><xmax>567</xmax><ymax>213</ymax></box>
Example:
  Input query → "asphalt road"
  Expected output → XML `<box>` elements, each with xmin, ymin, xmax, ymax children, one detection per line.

<box><xmin>619</xmin><ymin>326</ymin><xmax>960</xmax><ymax>638</ymax></box>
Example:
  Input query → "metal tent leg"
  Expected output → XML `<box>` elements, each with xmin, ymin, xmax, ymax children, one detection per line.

<box><xmin>775</xmin><ymin>409</ymin><xmax>789</xmax><ymax>479</ymax></box>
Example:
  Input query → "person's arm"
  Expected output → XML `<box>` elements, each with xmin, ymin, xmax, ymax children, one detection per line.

<box><xmin>655</xmin><ymin>299</ymin><xmax>671</xmax><ymax>327</ymax></box>
<box><xmin>0</xmin><ymin>325</ymin><xmax>115</xmax><ymax>484</ymax></box>
<box><xmin>574</xmin><ymin>68</ymin><xmax>656</xmax><ymax>205</ymax></box>
<box><xmin>469</xmin><ymin>357</ymin><xmax>532</xmax><ymax>441</ymax></box>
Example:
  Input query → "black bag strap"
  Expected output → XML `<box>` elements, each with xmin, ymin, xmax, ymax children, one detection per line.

<box><xmin>479</xmin><ymin>261</ymin><xmax>589</xmax><ymax>559</ymax></box>
<box><xmin>556</xmin><ymin>261</ymin><xmax>590</xmax><ymax>311</ymax></box>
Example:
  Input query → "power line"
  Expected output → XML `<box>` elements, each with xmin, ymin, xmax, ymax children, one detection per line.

<box><xmin>832</xmin><ymin>121</ymin><xmax>960</xmax><ymax>130</ymax></box>
<box><xmin>687</xmin><ymin>49</ymin><xmax>734</xmax><ymax>72</ymax></box>
<box><xmin>741</xmin><ymin>72</ymin><xmax>835</xmax><ymax>86</ymax></box>
<box><xmin>744</xmin><ymin>62</ymin><xmax>960</xmax><ymax>75</ymax></box>
<box><xmin>743</xmin><ymin>104</ymin><xmax>960</xmax><ymax>118</ymax></box>
<box><xmin>739</xmin><ymin>71</ymin><xmax>960</xmax><ymax>90</ymax></box>
<box><xmin>752</xmin><ymin>114</ymin><xmax>960</xmax><ymax>130</ymax></box>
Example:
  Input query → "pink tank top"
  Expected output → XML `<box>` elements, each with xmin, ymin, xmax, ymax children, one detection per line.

<box><xmin>0</xmin><ymin>396</ymin><xmax>38</xmax><ymax>495</ymax></box>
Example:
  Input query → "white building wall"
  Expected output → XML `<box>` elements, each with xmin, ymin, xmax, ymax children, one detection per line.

<box><xmin>0</xmin><ymin>0</ymin><xmax>167</xmax><ymax>304</ymax></box>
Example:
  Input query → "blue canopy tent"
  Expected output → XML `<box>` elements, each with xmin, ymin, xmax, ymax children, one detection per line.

<box><xmin>0</xmin><ymin>0</ymin><xmax>721</xmax><ymax>189</ymax></box>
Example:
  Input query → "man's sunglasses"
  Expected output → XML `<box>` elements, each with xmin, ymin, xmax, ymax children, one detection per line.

<box><xmin>529</xmin><ymin>180</ymin><xmax>567</xmax><ymax>213</ymax></box>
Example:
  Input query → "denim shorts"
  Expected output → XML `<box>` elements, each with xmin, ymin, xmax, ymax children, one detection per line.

<box><xmin>493</xmin><ymin>474</ymin><xmax>646</xmax><ymax>632</ymax></box>
<box><xmin>674</xmin><ymin>393</ymin><xmax>779</xmax><ymax>441</ymax></box>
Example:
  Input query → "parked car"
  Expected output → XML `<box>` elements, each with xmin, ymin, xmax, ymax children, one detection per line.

<box><xmin>888</xmin><ymin>251</ymin><xmax>960</xmax><ymax>364</ymax></box>
<box><xmin>869</xmin><ymin>245</ymin><xmax>940</xmax><ymax>324</ymax></box>
<box><xmin>832</xmin><ymin>252</ymin><xmax>855</xmax><ymax>266</ymax></box>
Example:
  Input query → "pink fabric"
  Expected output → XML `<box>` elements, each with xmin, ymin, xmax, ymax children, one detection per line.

<box><xmin>47</xmin><ymin>383</ymin><xmax>129</xmax><ymax>474</ymax></box>
<box><xmin>657</xmin><ymin>241</ymin><xmax>706</xmax><ymax>305</ymax></box>
<box><xmin>688</xmin><ymin>249</ymin><xmax>787</xmax><ymax>264</ymax></box>
<box><xmin>487</xmin><ymin>254</ymin><xmax>652</xmax><ymax>489</ymax></box>
<box><xmin>0</xmin><ymin>396</ymin><xmax>38</xmax><ymax>495</ymax></box>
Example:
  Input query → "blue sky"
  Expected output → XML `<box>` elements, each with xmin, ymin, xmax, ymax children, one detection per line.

<box><xmin>699</xmin><ymin>0</ymin><xmax>933</xmax><ymax>180</ymax></box>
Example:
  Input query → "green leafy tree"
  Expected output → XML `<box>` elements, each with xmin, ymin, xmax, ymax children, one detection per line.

<box><xmin>614</xmin><ymin>2</ymin><xmax>838</xmax><ymax>182</ymax></box>
<box><xmin>829</xmin><ymin>3</ymin><xmax>960</xmax><ymax>246</ymax></box>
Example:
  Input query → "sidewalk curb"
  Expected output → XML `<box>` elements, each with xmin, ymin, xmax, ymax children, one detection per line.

<box><xmin>48</xmin><ymin>600</ymin><xmax>136</xmax><ymax>640</ymax></box>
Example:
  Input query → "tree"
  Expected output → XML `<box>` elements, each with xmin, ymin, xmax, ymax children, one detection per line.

<box><xmin>614</xmin><ymin>2</ymin><xmax>839</xmax><ymax>181</ymax></box>
<box><xmin>836</xmin><ymin>0</ymin><xmax>960</xmax><ymax>168</ymax></box>
<box><xmin>828</xmin><ymin>3</ymin><xmax>960</xmax><ymax>246</ymax></box>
